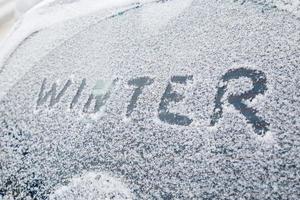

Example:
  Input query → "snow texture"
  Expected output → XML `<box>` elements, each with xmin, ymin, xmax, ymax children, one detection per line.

<box><xmin>0</xmin><ymin>0</ymin><xmax>300</xmax><ymax>199</ymax></box>
<box><xmin>236</xmin><ymin>0</ymin><xmax>300</xmax><ymax>17</ymax></box>
<box><xmin>0</xmin><ymin>0</ymin><xmax>298</xmax><ymax>98</ymax></box>
<box><xmin>0</xmin><ymin>0</ymin><xmax>154</xmax><ymax>95</ymax></box>
<box><xmin>49</xmin><ymin>172</ymin><xmax>133</xmax><ymax>200</ymax></box>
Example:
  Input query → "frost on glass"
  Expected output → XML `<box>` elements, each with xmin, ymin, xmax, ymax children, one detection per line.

<box><xmin>0</xmin><ymin>0</ymin><xmax>299</xmax><ymax>199</ymax></box>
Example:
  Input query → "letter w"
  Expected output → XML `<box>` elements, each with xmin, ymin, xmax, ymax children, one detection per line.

<box><xmin>37</xmin><ymin>78</ymin><xmax>72</xmax><ymax>107</ymax></box>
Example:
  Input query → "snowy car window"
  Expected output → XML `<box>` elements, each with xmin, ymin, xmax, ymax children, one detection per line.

<box><xmin>0</xmin><ymin>0</ymin><xmax>299</xmax><ymax>199</ymax></box>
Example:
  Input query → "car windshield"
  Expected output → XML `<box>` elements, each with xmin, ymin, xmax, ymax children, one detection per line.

<box><xmin>0</xmin><ymin>0</ymin><xmax>299</xmax><ymax>199</ymax></box>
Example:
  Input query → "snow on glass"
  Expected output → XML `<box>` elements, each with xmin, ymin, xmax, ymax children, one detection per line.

<box><xmin>0</xmin><ymin>0</ymin><xmax>299</xmax><ymax>199</ymax></box>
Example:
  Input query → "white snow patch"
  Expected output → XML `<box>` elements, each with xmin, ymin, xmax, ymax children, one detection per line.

<box><xmin>273</xmin><ymin>0</ymin><xmax>300</xmax><ymax>17</ymax></box>
<box><xmin>257</xmin><ymin>131</ymin><xmax>276</xmax><ymax>144</ymax></box>
<box><xmin>49</xmin><ymin>171</ymin><xmax>133</xmax><ymax>200</ymax></box>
